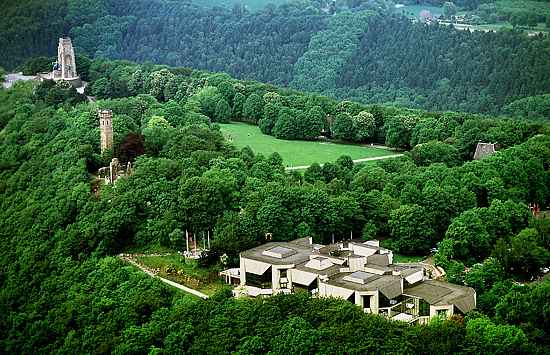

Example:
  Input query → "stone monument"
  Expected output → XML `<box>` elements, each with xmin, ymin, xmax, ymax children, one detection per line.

<box><xmin>54</xmin><ymin>37</ymin><xmax>78</xmax><ymax>80</ymax></box>
<box><xmin>38</xmin><ymin>37</ymin><xmax>82</xmax><ymax>87</ymax></box>
<box><xmin>99</xmin><ymin>109</ymin><xmax>113</xmax><ymax>153</ymax></box>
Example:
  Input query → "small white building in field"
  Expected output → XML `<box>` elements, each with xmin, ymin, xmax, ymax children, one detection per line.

<box><xmin>225</xmin><ymin>238</ymin><xmax>475</xmax><ymax>324</ymax></box>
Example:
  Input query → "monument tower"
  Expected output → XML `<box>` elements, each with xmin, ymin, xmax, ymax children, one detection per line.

<box><xmin>54</xmin><ymin>37</ymin><xmax>78</xmax><ymax>79</ymax></box>
<box><xmin>99</xmin><ymin>109</ymin><xmax>113</xmax><ymax>153</ymax></box>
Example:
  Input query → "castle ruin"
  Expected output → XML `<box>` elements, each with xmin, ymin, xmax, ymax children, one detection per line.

<box><xmin>98</xmin><ymin>158</ymin><xmax>132</xmax><ymax>185</ymax></box>
<box><xmin>97</xmin><ymin>110</ymin><xmax>132</xmax><ymax>184</ymax></box>
<box><xmin>473</xmin><ymin>142</ymin><xmax>497</xmax><ymax>160</ymax></box>
<box><xmin>99</xmin><ymin>109</ymin><xmax>114</xmax><ymax>153</ymax></box>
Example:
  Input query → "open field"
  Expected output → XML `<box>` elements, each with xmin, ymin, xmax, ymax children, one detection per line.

<box><xmin>219</xmin><ymin>122</ymin><xmax>398</xmax><ymax>167</ymax></box>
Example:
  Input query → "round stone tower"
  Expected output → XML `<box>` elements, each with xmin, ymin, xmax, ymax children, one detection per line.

<box><xmin>99</xmin><ymin>109</ymin><xmax>113</xmax><ymax>153</ymax></box>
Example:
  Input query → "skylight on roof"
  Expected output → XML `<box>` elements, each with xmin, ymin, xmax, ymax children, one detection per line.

<box><xmin>343</xmin><ymin>271</ymin><xmax>380</xmax><ymax>284</ymax></box>
<box><xmin>262</xmin><ymin>246</ymin><xmax>296</xmax><ymax>259</ymax></box>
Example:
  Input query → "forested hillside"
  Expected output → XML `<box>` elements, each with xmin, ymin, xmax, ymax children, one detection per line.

<box><xmin>1</xmin><ymin>57</ymin><xmax>550</xmax><ymax>352</ymax></box>
<box><xmin>2</xmin><ymin>0</ymin><xmax>550</xmax><ymax>115</ymax></box>
<box><xmin>332</xmin><ymin>14</ymin><xmax>550</xmax><ymax>113</ymax></box>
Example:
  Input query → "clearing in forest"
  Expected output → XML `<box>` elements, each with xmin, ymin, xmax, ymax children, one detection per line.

<box><xmin>219</xmin><ymin>122</ymin><xmax>398</xmax><ymax>167</ymax></box>
<box><xmin>131</xmin><ymin>254</ymin><xmax>225</xmax><ymax>296</ymax></box>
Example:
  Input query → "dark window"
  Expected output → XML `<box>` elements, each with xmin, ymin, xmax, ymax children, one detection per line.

<box><xmin>419</xmin><ymin>299</ymin><xmax>430</xmax><ymax>316</ymax></box>
<box><xmin>246</xmin><ymin>267</ymin><xmax>272</xmax><ymax>288</ymax></box>
<box><xmin>363</xmin><ymin>295</ymin><xmax>371</xmax><ymax>309</ymax></box>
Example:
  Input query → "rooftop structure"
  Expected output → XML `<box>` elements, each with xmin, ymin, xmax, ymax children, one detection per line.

<box><xmin>227</xmin><ymin>238</ymin><xmax>476</xmax><ymax>324</ymax></box>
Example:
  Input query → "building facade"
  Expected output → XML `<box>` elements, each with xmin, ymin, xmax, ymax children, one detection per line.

<box><xmin>226</xmin><ymin>238</ymin><xmax>476</xmax><ymax>324</ymax></box>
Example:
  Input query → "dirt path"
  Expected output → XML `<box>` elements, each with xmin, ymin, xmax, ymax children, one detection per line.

<box><xmin>285</xmin><ymin>153</ymin><xmax>405</xmax><ymax>171</ymax></box>
<box><xmin>118</xmin><ymin>254</ymin><xmax>209</xmax><ymax>299</ymax></box>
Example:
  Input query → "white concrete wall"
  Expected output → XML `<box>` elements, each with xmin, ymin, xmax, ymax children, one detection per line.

<box><xmin>404</xmin><ymin>270</ymin><xmax>423</xmax><ymax>285</ymax></box>
<box><xmin>350</xmin><ymin>244</ymin><xmax>377</xmax><ymax>257</ymax></box>
<box><xmin>239</xmin><ymin>256</ymin><xmax>246</xmax><ymax>285</ymax></box>
<box><xmin>355</xmin><ymin>291</ymin><xmax>379</xmax><ymax>314</ymax></box>
<box><xmin>349</xmin><ymin>256</ymin><xmax>366</xmax><ymax>272</ymax></box>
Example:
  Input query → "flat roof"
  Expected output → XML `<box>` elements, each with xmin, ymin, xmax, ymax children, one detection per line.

<box><xmin>263</xmin><ymin>246</ymin><xmax>296</xmax><ymax>258</ymax></box>
<box><xmin>348</xmin><ymin>271</ymin><xmax>380</xmax><ymax>284</ymax></box>
<box><xmin>294</xmin><ymin>259</ymin><xmax>341</xmax><ymax>276</ymax></box>
<box><xmin>404</xmin><ymin>280</ymin><xmax>476</xmax><ymax>313</ymax></box>
<box><xmin>241</xmin><ymin>242</ymin><xmax>313</xmax><ymax>265</ymax></box>
<box><xmin>325</xmin><ymin>272</ymin><xmax>403</xmax><ymax>299</ymax></box>
<box><xmin>367</xmin><ymin>254</ymin><xmax>390</xmax><ymax>266</ymax></box>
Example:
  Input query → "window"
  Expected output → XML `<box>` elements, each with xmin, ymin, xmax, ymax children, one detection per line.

<box><xmin>246</xmin><ymin>267</ymin><xmax>272</xmax><ymax>289</ymax></box>
<box><xmin>436</xmin><ymin>309</ymin><xmax>448</xmax><ymax>317</ymax></box>
<box><xmin>363</xmin><ymin>295</ymin><xmax>371</xmax><ymax>309</ymax></box>
<box><xmin>419</xmin><ymin>299</ymin><xmax>430</xmax><ymax>316</ymax></box>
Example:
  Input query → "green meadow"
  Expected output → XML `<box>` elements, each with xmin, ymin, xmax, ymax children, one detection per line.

<box><xmin>219</xmin><ymin>122</ymin><xmax>396</xmax><ymax>167</ymax></box>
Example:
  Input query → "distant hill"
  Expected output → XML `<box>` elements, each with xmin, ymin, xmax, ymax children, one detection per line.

<box><xmin>1</xmin><ymin>0</ymin><xmax>549</xmax><ymax>114</ymax></box>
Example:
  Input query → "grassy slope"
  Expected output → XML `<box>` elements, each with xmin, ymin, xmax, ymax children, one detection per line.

<box><xmin>136</xmin><ymin>255</ymin><xmax>225</xmax><ymax>295</ymax></box>
<box><xmin>219</xmin><ymin>122</ymin><xmax>396</xmax><ymax>167</ymax></box>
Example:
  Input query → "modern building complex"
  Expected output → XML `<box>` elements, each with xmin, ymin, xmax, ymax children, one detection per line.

<box><xmin>223</xmin><ymin>238</ymin><xmax>475</xmax><ymax>324</ymax></box>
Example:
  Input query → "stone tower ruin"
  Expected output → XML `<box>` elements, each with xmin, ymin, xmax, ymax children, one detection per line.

<box><xmin>99</xmin><ymin>109</ymin><xmax>113</xmax><ymax>153</ymax></box>
<box><xmin>54</xmin><ymin>37</ymin><xmax>78</xmax><ymax>80</ymax></box>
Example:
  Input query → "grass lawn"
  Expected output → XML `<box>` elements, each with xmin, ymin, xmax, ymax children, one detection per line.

<box><xmin>380</xmin><ymin>239</ymin><xmax>426</xmax><ymax>263</ymax></box>
<box><xmin>392</xmin><ymin>254</ymin><xmax>426</xmax><ymax>264</ymax></box>
<box><xmin>219</xmin><ymin>122</ymin><xmax>396</xmax><ymax>167</ymax></box>
<box><xmin>136</xmin><ymin>255</ymin><xmax>226</xmax><ymax>295</ymax></box>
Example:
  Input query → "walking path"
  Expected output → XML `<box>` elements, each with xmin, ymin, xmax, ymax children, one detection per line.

<box><xmin>2</xmin><ymin>73</ymin><xmax>37</xmax><ymax>89</ymax></box>
<box><xmin>285</xmin><ymin>153</ymin><xmax>404</xmax><ymax>171</ymax></box>
<box><xmin>118</xmin><ymin>254</ymin><xmax>209</xmax><ymax>299</ymax></box>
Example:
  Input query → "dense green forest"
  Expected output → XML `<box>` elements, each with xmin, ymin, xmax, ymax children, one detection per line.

<box><xmin>2</xmin><ymin>0</ymin><xmax>549</xmax><ymax>115</ymax></box>
<box><xmin>1</xmin><ymin>56</ymin><xmax>550</xmax><ymax>352</ymax></box>
<box><xmin>331</xmin><ymin>14</ymin><xmax>550</xmax><ymax>112</ymax></box>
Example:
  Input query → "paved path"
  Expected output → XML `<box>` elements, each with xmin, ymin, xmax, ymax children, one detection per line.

<box><xmin>3</xmin><ymin>73</ymin><xmax>37</xmax><ymax>89</ymax></box>
<box><xmin>285</xmin><ymin>153</ymin><xmax>404</xmax><ymax>171</ymax></box>
<box><xmin>118</xmin><ymin>254</ymin><xmax>209</xmax><ymax>299</ymax></box>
